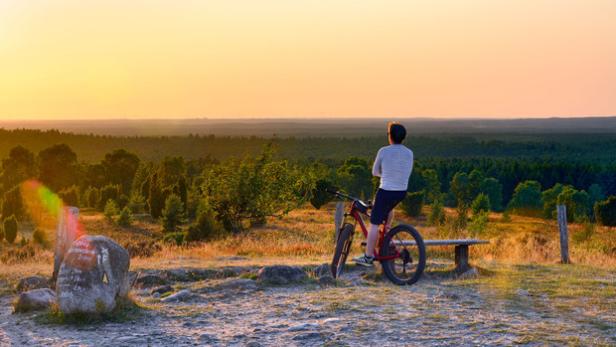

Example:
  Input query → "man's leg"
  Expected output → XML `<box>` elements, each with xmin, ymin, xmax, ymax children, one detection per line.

<box><xmin>366</xmin><ymin>209</ymin><xmax>394</xmax><ymax>255</ymax></box>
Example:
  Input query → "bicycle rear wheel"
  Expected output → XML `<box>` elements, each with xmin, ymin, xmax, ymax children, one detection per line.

<box><xmin>331</xmin><ymin>223</ymin><xmax>354</xmax><ymax>278</ymax></box>
<box><xmin>380</xmin><ymin>224</ymin><xmax>426</xmax><ymax>285</ymax></box>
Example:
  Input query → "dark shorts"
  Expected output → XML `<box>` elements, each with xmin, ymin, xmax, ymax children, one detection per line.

<box><xmin>370</xmin><ymin>189</ymin><xmax>407</xmax><ymax>225</ymax></box>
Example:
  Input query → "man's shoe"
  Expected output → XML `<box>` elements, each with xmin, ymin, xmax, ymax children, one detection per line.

<box><xmin>353</xmin><ymin>254</ymin><xmax>375</xmax><ymax>267</ymax></box>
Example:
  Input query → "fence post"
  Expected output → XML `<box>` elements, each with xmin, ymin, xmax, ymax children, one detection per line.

<box><xmin>557</xmin><ymin>204</ymin><xmax>570</xmax><ymax>264</ymax></box>
<box><xmin>53</xmin><ymin>206</ymin><xmax>80</xmax><ymax>283</ymax></box>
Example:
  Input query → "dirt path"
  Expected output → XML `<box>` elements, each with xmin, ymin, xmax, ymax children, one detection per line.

<box><xmin>1</xmin><ymin>264</ymin><xmax>614</xmax><ymax>346</ymax></box>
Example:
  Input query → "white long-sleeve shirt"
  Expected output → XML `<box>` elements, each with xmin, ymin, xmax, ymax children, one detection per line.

<box><xmin>372</xmin><ymin>144</ymin><xmax>414</xmax><ymax>191</ymax></box>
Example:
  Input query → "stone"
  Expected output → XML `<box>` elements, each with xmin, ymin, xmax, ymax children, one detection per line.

<box><xmin>318</xmin><ymin>275</ymin><xmax>336</xmax><ymax>286</ymax></box>
<box><xmin>150</xmin><ymin>285</ymin><xmax>173</xmax><ymax>295</ymax></box>
<box><xmin>13</xmin><ymin>288</ymin><xmax>56</xmax><ymax>313</ymax></box>
<box><xmin>165</xmin><ymin>269</ymin><xmax>190</xmax><ymax>282</ymax></box>
<box><xmin>56</xmin><ymin>235</ymin><xmax>130</xmax><ymax>314</ymax></box>
<box><xmin>135</xmin><ymin>274</ymin><xmax>168</xmax><ymax>288</ymax></box>
<box><xmin>161</xmin><ymin>289</ymin><xmax>191</xmax><ymax>303</ymax></box>
<box><xmin>292</xmin><ymin>332</ymin><xmax>322</xmax><ymax>341</ymax></box>
<box><xmin>16</xmin><ymin>276</ymin><xmax>50</xmax><ymax>293</ymax></box>
<box><xmin>313</xmin><ymin>264</ymin><xmax>331</xmax><ymax>278</ymax></box>
<box><xmin>256</xmin><ymin>265</ymin><xmax>308</xmax><ymax>285</ymax></box>
<box><xmin>288</xmin><ymin>323</ymin><xmax>320</xmax><ymax>332</ymax></box>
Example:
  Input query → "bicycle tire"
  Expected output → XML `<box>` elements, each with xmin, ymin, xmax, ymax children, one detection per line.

<box><xmin>380</xmin><ymin>224</ymin><xmax>426</xmax><ymax>285</ymax></box>
<box><xmin>330</xmin><ymin>223</ymin><xmax>355</xmax><ymax>278</ymax></box>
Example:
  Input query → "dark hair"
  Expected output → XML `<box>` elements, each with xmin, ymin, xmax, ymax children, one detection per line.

<box><xmin>388</xmin><ymin>122</ymin><xmax>406</xmax><ymax>144</ymax></box>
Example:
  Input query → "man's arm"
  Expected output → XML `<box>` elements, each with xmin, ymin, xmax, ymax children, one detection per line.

<box><xmin>372</xmin><ymin>149</ymin><xmax>383</xmax><ymax>177</ymax></box>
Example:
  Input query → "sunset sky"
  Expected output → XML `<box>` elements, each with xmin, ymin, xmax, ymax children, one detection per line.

<box><xmin>0</xmin><ymin>0</ymin><xmax>614</xmax><ymax>120</ymax></box>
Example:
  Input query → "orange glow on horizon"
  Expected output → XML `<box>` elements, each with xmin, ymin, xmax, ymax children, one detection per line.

<box><xmin>0</xmin><ymin>1</ymin><xmax>615</xmax><ymax>120</ymax></box>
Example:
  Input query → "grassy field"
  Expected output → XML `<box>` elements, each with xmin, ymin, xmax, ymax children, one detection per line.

<box><xmin>1</xmin><ymin>203</ymin><xmax>614</xmax><ymax>281</ymax></box>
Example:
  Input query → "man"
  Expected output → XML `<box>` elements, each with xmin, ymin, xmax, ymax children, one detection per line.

<box><xmin>353</xmin><ymin>122</ymin><xmax>413</xmax><ymax>266</ymax></box>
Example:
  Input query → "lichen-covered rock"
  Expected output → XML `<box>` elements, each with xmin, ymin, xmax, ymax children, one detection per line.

<box><xmin>56</xmin><ymin>235</ymin><xmax>130</xmax><ymax>314</ymax></box>
<box><xmin>14</xmin><ymin>288</ymin><xmax>56</xmax><ymax>313</ymax></box>
<box><xmin>161</xmin><ymin>289</ymin><xmax>191</xmax><ymax>303</ymax></box>
<box><xmin>16</xmin><ymin>276</ymin><xmax>50</xmax><ymax>293</ymax></box>
<box><xmin>256</xmin><ymin>265</ymin><xmax>308</xmax><ymax>285</ymax></box>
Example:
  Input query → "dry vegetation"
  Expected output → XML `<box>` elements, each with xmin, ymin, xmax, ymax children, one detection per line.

<box><xmin>1</xmin><ymin>203</ymin><xmax>615</xmax><ymax>283</ymax></box>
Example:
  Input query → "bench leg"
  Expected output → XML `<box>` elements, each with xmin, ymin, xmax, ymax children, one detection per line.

<box><xmin>454</xmin><ymin>245</ymin><xmax>470</xmax><ymax>273</ymax></box>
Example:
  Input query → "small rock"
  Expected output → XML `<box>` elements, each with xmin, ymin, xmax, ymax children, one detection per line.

<box><xmin>292</xmin><ymin>332</ymin><xmax>322</xmax><ymax>341</ymax></box>
<box><xmin>313</xmin><ymin>264</ymin><xmax>331</xmax><ymax>277</ymax></box>
<box><xmin>257</xmin><ymin>265</ymin><xmax>308</xmax><ymax>285</ymax></box>
<box><xmin>288</xmin><ymin>323</ymin><xmax>320</xmax><ymax>332</ymax></box>
<box><xmin>14</xmin><ymin>288</ymin><xmax>56</xmax><ymax>313</ymax></box>
<box><xmin>16</xmin><ymin>276</ymin><xmax>50</xmax><ymax>293</ymax></box>
<box><xmin>135</xmin><ymin>274</ymin><xmax>168</xmax><ymax>288</ymax></box>
<box><xmin>150</xmin><ymin>285</ymin><xmax>173</xmax><ymax>295</ymax></box>
<box><xmin>516</xmin><ymin>289</ymin><xmax>530</xmax><ymax>297</ymax></box>
<box><xmin>198</xmin><ymin>333</ymin><xmax>218</xmax><ymax>344</ymax></box>
<box><xmin>165</xmin><ymin>269</ymin><xmax>190</xmax><ymax>282</ymax></box>
<box><xmin>161</xmin><ymin>289</ymin><xmax>191</xmax><ymax>303</ymax></box>
<box><xmin>318</xmin><ymin>275</ymin><xmax>336</xmax><ymax>286</ymax></box>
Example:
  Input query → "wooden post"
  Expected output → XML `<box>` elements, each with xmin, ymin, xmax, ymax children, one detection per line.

<box><xmin>454</xmin><ymin>245</ymin><xmax>470</xmax><ymax>273</ymax></box>
<box><xmin>53</xmin><ymin>206</ymin><xmax>79</xmax><ymax>283</ymax></box>
<box><xmin>334</xmin><ymin>201</ymin><xmax>344</xmax><ymax>242</ymax></box>
<box><xmin>557</xmin><ymin>204</ymin><xmax>570</xmax><ymax>264</ymax></box>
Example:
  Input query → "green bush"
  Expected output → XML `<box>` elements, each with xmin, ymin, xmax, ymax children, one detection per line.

<box><xmin>127</xmin><ymin>193</ymin><xmax>146</xmax><ymax>214</ymax></box>
<box><xmin>32</xmin><ymin>228</ymin><xmax>48</xmax><ymax>247</ymax></box>
<box><xmin>468</xmin><ymin>211</ymin><xmax>489</xmax><ymax>235</ymax></box>
<box><xmin>98</xmin><ymin>184</ymin><xmax>120</xmax><ymax>210</ymax></box>
<box><xmin>427</xmin><ymin>200</ymin><xmax>445</xmax><ymax>226</ymax></box>
<box><xmin>1</xmin><ymin>186</ymin><xmax>24</xmax><ymax>220</ymax></box>
<box><xmin>3</xmin><ymin>215</ymin><xmax>18</xmax><ymax>244</ymax></box>
<box><xmin>162</xmin><ymin>194</ymin><xmax>184</xmax><ymax>232</ymax></box>
<box><xmin>507</xmin><ymin>180</ymin><xmax>542</xmax><ymax>215</ymax></box>
<box><xmin>103</xmin><ymin>199</ymin><xmax>119</xmax><ymax>222</ymax></box>
<box><xmin>400</xmin><ymin>191</ymin><xmax>424</xmax><ymax>218</ymax></box>
<box><xmin>471</xmin><ymin>193</ymin><xmax>491</xmax><ymax>215</ymax></box>
<box><xmin>162</xmin><ymin>231</ymin><xmax>186</xmax><ymax>246</ymax></box>
<box><xmin>186</xmin><ymin>200</ymin><xmax>224</xmax><ymax>242</ymax></box>
<box><xmin>557</xmin><ymin>186</ymin><xmax>590</xmax><ymax>222</ymax></box>
<box><xmin>117</xmin><ymin>207</ymin><xmax>133</xmax><ymax>227</ymax></box>
<box><xmin>594</xmin><ymin>196</ymin><xmax>616</xmax><ymax>227</ymax></box>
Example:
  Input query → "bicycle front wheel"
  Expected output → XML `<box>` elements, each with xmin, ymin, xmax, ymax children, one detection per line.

<box><xmin>380</xmin><ymin>224</ymin><xmax>426</xmax><ymax>285</ymax></box>
<box><xmin>331</xmin><ymin>223</ymin><xmax>354</xmax><ymax>278</ymax></box>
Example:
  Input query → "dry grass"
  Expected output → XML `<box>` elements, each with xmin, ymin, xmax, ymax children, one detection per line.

<box><xmin>1</xmin><ymin>202</ymin><xmax>615</xmax><ymax>285</ymax></box>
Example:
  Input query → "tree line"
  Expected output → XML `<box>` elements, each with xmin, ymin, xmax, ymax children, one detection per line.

<box><xmin>1</xmin><ymin>139</ymin><xmax>615</xmax><ymax>245</ymax></box>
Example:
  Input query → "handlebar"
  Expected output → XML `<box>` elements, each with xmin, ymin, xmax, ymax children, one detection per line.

<box><xmin>326</xmin><ymin>189</ymin><xmax>372</xmax><ymax>209</ymax></box>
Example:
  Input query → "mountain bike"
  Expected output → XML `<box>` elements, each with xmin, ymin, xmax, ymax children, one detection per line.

<box><xmin>328</xmin><ymin>189</ymin><xmax>426</xmax><ymax>285</ymax></box>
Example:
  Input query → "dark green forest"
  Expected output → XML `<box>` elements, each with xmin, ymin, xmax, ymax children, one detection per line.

<box><xmin>1</xmin><ymin>128</ymin><xmax>615</xmax><ymax>245</ymax></box>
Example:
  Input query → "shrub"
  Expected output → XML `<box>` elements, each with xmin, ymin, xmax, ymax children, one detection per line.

<box><xmin>127</xmin><ymin>193</ymin><xmax>146</xmax><ymax>214</ymax></box>
<box><xmin>595</xmin><ymin>196</ymin><xmax>616</xmax><ymax>227</ymax></box>
<box><xmin>117</xmin><ymin>207</ymin><xmax>133</xmax><ymax>227</ymax></box>
<box><xmin>480</xmin><ymin>177</ymin><xmax>503</xmax><ymax>211</ymax></box>
<box><xmin>3</xmin><ymin>215</ymin><xmax>18</xmax><ymax>244</ymax></box>
<box><xmin>541</xmin><ymin>183</ymin><xmax>564</xmax><ymax>219</ymax></box>
<box><xmin>427</xmin><ymin>200</ymin><xmax>445</xmax><ymax>226</ymax></box>
<box><xmin>186</xmin><ymin>200</ymin><xmax>224</xmax><ymax>242</ymax></box>
<box><xmin>573</xmin><ymin>222</ymin><xmax>595</xmax><ymax>243</ymax></box>
<box><xmin>557</xmin><ymin>186</ymin><xmax>590</xmax><ymax>222</ymax></box>
<box><xmin>32</xmin><ymin>228</ymin><xmax>49</xmax><ymax>247</ymax></box>
<box><xmin>162</xmin><ymin>231</ymin><xmax>186</xmax><ymax>246</ymax></box>
<box><xmin>507</xmin><ymin>180</ymin><xmax>542</xmax><ymax>215</ymax></box>
<box><xmin>103</xmin><ymin>200</ymin><xmax>119</xmax><ymax>222</ymax></box>
<box><xmin>84</xmin><ymin>187</ymin><xmax>100</xmax><ymax>209</ymax></box>
<box><xmin>468</xmin><ymin>211</ymin><xmax>489</xmax><ymax>235</ymax></box>
<box><xmin>98</xmin><ymin>184</ymin><xmax>120</xmax><ymax>210</ymax></box>
<box><xmin>59</xmin><ymin>185</ymin><xmax>80</xmax><ymax>207</ymax></box>
<box><xmin>400</xmin><ymin>191</ymin><xmax>424</xmax><ymax>218</ymax></box>
<box><xmin>2</xmin><ymin>186</ymin><xmax>24</xmax><ymax>220</ymax></box>
<box><xmin>471</xmin><ymin>193</ymin><xmax>491</xmax><ymax>215</ymax></box>
<box><xmin>161</xmin><ymin>194</ymin><xmax>184</xmax><ymax>232</ymax></box>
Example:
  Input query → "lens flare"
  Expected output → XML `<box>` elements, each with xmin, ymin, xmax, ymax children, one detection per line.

<box><xmin>20</xmin><ymin>179</ymin><xmax>85</xmax><ymax>239</ymax></box>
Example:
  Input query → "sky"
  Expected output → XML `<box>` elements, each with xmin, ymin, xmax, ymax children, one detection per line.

<box><xmin>0</xmin><ymin>0</ymin><xmax>615</xmax><ymax>120</ymax></box>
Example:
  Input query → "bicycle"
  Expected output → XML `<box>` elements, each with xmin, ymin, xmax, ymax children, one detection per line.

<box><xmin>328</xmin><ymin>189</ymin><xmax>426</xmax><ymax>285</ymax></box>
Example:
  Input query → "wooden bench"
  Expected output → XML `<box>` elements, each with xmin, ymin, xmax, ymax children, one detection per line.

<box><xmin>362</xmin><ymin>238</ymin><xmax>489</xmax><ymax>273</ymax></box>
<box><xmin>423</xmin><ymin>239</ymin><xmax>489</xmax><ymax>273</ymax></box>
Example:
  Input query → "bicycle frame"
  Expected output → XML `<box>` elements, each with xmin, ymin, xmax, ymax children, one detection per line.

<box><xmin>346</xmin><ymin>201</ymin><xmax>400</xmax><ymax>262</ymax></box>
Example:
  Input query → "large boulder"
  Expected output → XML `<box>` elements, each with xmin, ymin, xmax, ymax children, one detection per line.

<box><xmin>256</xmin><ymin>265</ymin><xmax>308</xmax><ymax>285</ymax></box>
<box><xmin>56</xmin><ymin>235</ymin><xmax>130</xmax><ymax>314</ymax></box>
<box><xmin>14</xmin><ymin>288</ymin><xmax>56</xmax><ymax>313</ymax></box>
<box><xmin>16</xmin><ymin>276</ymin><xmax>50</xmax><ymax>293</ymax></box>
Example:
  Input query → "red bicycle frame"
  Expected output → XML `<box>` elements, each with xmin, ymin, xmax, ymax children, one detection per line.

<box><xmin>347</xmin><ymin>203</ymin><xmax>400</xmax><ymax>261</ymax></box>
